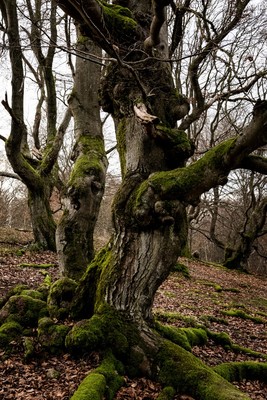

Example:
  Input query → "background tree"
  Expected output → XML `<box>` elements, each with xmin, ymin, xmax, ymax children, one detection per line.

<box><xmin>0</xmin><ymin>0</ymin><xmax>72</xmax><ymax>250</ymax></box>
<box><xmin>56</xmin><ymin>32</ymin><xmax>108</xmax><ymax>280</ymax></box>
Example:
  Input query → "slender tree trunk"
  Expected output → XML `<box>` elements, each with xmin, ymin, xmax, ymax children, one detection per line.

<box><xmin>224</xmin><ymin>198</ymin><xmax>267</xmax><ymax>270</ymax></box>
<box><xmin>28</xmin><ymin>185</ymin><xmax>56</xmax><ymax>251</ymax></box>
<box><xmin>56</xmin><ymin>35</ymin><xmax>107</xmax><ymax>280</ymax></box>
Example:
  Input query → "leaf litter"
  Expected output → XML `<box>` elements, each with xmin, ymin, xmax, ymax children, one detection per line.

<box><xmin>0</xmin><ymin>237</ymin><xmax>266</xmax><ymax>399</ymax></box>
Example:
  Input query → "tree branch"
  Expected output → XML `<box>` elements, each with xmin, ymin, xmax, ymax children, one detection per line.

<box><xmin>239</xmin><ymin>155</ymin><xmax>267</xmax><ymax>175</ymax></box>
<box><xmin>139</xmin><ymin>101</ymin><xmax>267</xmax><ymax>207</ymax></box>
<box><xmin>0</xmin><ymin>171</ymin><xmax>22</xmax><ymax>181</ymax></box>
<box><xmin>144</xmin><ymin>0</ymin><xmax>171</xmax><ymax>53</ymax></box>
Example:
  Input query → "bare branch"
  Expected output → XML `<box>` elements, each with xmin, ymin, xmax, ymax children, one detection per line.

<box><xmin>0</xmin><ymin>171</ymin><xmax>22</xmax><ymax>181</ymax></box>
<box><xmin>239</xmin><ymin>155</ymin><xmax>267</xmax><ymax>175</ymax></box>
<box><xmin>144</xmin><ymin>0</ymin><xmax>171</xmax><ymax>53</ymax></box>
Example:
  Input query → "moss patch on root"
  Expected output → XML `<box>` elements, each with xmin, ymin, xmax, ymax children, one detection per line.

<box><xmin>70</xmin><ymin>352</ymin><xmax>124</xmax><ymax>400</ymax></box>
<box><xmin>155</xmin><ymin>322</ymin><xmax>207</xmax><ymax>352</ymax></box>
<box><xmin>214</xmin><ymin>361</ymin><xmax>267</xmax><ymax>383</ymax></box>
<box><xmin>65</xmin><ymin>308</ymin><xmax>130</xmax><ymax>359</ymax></box>
<box><xmin>157</xmin><ymin>339</ymin><xmax>250</xmax><ymax>400</ymax></box>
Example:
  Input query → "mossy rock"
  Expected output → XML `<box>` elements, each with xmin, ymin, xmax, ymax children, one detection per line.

<box><xmin>0</xmin><ymin>284</ymin><xmax>29</xmax><ymax>308</ymax></box>
<box><xmin>0</xmin><ymin>295</ymin><xmax>48</xmax><ymax>327</ymax></box>
<box><xmin>66</xmin><ymin>317</ymin><xmax>104</xmax><ymax>355</ymax></box>
<box><xmin>38</xmin><ymin>317</ymin><xmax>70</xmax><ymax>354</ymax></box>
<box><xmin>0</xmin><ymin>321</ymin><xmax>23</xmax><ymax>348</ymax></box>
<box><xmin>47</xmin><ymin>278</ymin><xmax>78</xmax><ymax>320</ymax></box>
<box><xmin>20</xmin><ymin>289</ymin><xmax>46</xmax><ymax>301</ymax></box>
<box><xmin>157</xmin><ymin>386</ymin><xmax>176</xmax><ymax>400</ymax></box>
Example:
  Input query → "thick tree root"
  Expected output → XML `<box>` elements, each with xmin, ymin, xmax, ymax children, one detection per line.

<box><xmin>65</xmin><ymin>309</ymin><xmax>252</xmax><ymax>400</ymax></box>
<box><xmin>214</xmin><ymin>361</ymin><xmax>267</xmax><ymax>383</ymax></box>
<box><xmin>70</xmin><ymin>352</ymin><xmax>124</xmax><ymax>400</ymax></box>
<box><xmin>157</xmin><ymin>339</ymin><xmax>250</xmax><ymax>400</ymax></box>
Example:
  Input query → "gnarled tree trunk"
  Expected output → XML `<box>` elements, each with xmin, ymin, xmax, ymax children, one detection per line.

<box><xmin>56</xmin><ymin>35</ymin><xmax>107</xmax><ymax>280</ymax></box>
<box><xmin>56</xmin><ymin>1</ymin><xmax>267</xmax><ymax>398</ymax></box>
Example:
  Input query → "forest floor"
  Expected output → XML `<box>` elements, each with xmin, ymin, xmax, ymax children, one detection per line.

<box><xmin>0</xmin><ymin>227</ymin><xmax>266</xmax><ymax>399</ymax></box>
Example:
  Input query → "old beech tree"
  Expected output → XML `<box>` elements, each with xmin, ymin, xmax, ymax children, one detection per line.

<box><xmin>1</xmin><ymin>0</ymin><xmax>267</xmax><ymax>399</ymax></box>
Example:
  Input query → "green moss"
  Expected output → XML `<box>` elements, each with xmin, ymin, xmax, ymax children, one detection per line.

<box><xmin>172</xmin><ymin>262</ymin><xmax>190</xmax><ymax>279</ymax></box>
<box><xmin>157</xmin><ymin>386</ymin><xmax>176</xmax><ymax>400</ymax></box>
<box><xmin>155</xmin><ymin>322</ymin><xmax>191</xmax><ymax>351</ymax></box>
<box><xmin>100</xmin><ymin>2</ymin><xmax>137</xmax><ymax>43</ymax></box>
<box><xmin>70</xmin><ymin>372</ymin><xmax>106</xmax><ymax>400</ymax></box>
<box><xmin>0</xmin><ymin>321</ymin><xmax>23</xmax><ymax>347</ymax></box>
<box><xmin>0</xmin><ymin>295</ymin><xmax>48</xmax><ymax>327</ymax></box>
<box><xmin>116</xmin><ymin>117</ymin><xmax>127</xmax><ymax>177</ymax></box>
<box><xmin>65</xmin><ymin>316</ymin><xmax>105</xmax><ymax>354</ymax></box>
<box><xmin>66</xmin><ymin>305</ymin><xmax>132</xmax><ymax>359</ymax></box>
<box><xmin>157</xmin><ymin>340</ymin><xmax>250</xmax><ymax>399</ymax></box>
<box><xmin>155</xmin><ymin>323</ymin><xmax>208</xmax><ymax>352</ymax></box>
<box><xmin>71</xmin><ymin>246</ymin><xmax>112</xmax><ymax>319</ymax></box>
<box><xmin>181</xmin><ymin>327</ymin><xmax>208</xmax><ymax>347</ymax></box>
<box><xmin>138</xmin><ymin>138</ymin><xmax>237</xmax><ymax>203</ymax></box>
<box><xmin>155</xmin><ymin>309</ymin><xmax>199</xmax><ymax>327</ymax></box>
<box><xmin>222</xmin><ymin>309</ymin><xmax>265</xmax><ymax>324</ymax></box>
<box><xmin>38</xmin><ymin>317</ymin><xmax>70</xmax><ymax>354</ymax></box>
<box><xmin>47</xmin><ymin>278</ymin><xmax>78</xmax><ymax>320</ymax></box>
<box><xmin>0</xmin><ymin>284</ymin><xmax>28</xmax><ymax>308</ymax></box>
<box><xmin>23</xmin><ymin>336</ymin><xmax>35</xmax><ymax>360</ymax></box>
<box><xmin>207</xmin><ymin>331</ymin><xmax>232</xmax><ymax>347</ymax></box>
<box><xmin>214</xmin><ymin>361</ymin><xmax>267</xmax><ymax>383</ymax></box>
<box><xmin>207</xmin><ymin>329</ymin><xmax>267</xmax><ymax>359</ymax></box>
<box><xmin>94</xmin><ymin>352</ymin><xmax>124</xmax><ymax>398</ymax></box>
<box><xmin>19</xmin><ymin>263</ymin><xmax>56</xmax><ymax>268</ymax></box>
<box><xmin>69</xmin><ymin>136</ymin><xmax>106</xmax><ymax>188</ymax></box>
<box><xmin>155</xmin><ymin>125</ymin><xmax>193</xmax><ymax>165</ymax></box>
<box><xmin>70</xmin><ymin>346</ymin><xmax>124</xmax><ymax>400</ymax></box>
<box><xmin>20</xmin><ymin>289</ymin><xmax>46</xmax><ymax>301</ymax></box>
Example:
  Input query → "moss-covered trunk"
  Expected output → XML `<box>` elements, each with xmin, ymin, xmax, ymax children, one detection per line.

<box><xmin>56</xmin><ymin>35</ymin><xmax>107</xmax><ymax>280</ymax></box>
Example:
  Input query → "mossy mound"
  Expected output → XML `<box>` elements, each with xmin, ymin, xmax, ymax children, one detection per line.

<box><xmin>0</xmin><ymin>321</ymin><xmax>23</xmax><ymax>348</ymax></box>
<box><xmin>47</xmin><ymin>277</ymin><xmax>78</xmax><ymax>320</ymax></box>
<box><xmin>0</xmin><ymin>284</ymin><xmax>29</xmax><ymax>308</ymax></box>
<box><xmin>20</xmin><ymin>289</ymin><xmax>46</xmax><ymax>301</ymax></box>
<box><xmin>0</xmin><ymin>295</ymin><xmax>48</xmax><ymax>326</ymax></box>
<box><xmin>38</xmin><ymin>317</ymin><xmax>70</xmax><ymax>354</ymax></box>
